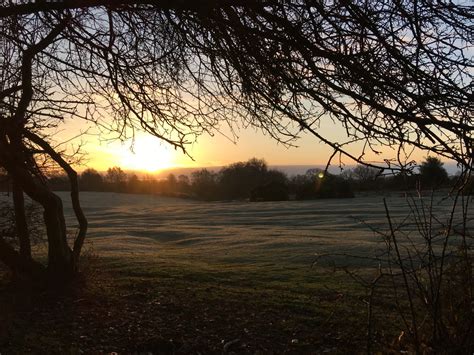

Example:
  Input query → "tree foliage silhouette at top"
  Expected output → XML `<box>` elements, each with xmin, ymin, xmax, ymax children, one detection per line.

<box><xmin>0</xmin><ymin>1</ymin><xmax>472</xmax><ymax>281</ymax></box>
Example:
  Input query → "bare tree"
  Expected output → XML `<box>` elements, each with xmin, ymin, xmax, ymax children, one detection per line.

<box><xmin>351</xmin><ymin>165</ymin><xmax>381</xmax><ymax>182</ymax></box>
<box><xmin>0</xmin><ymin>1</ymin><xmax>472</xmax><ymax>282</ymax></box>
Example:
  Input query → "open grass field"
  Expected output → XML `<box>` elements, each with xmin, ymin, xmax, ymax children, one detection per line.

<box><xmin>60</xmin><ymin>192</ymin><xmax>460</xmax><ymax>267</ymax></box>
<box><xmin>0</xmin><ymin>192</ymin><xmax>470</xmax><ymax>353</ymax></box>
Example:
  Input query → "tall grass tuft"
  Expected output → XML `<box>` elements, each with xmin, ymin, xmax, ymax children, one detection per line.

<box><xmin>382</xmin><ymin>189</ymin><xmax>473</xmax><ymax>353</ymax></box>
<box><xmin>320</xmin><ymin>187</ymin><xmax>473</xmax><ymax>353</ymax></box>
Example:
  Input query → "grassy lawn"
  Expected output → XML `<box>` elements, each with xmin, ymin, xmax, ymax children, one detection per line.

<box><xmin>0</xmin><ymin>251</ymin><xmax>403</xmax><ymax>354</ymax></box>
<box><xmin>4</xmin><ymin>193</ymin><xmax>463</xmax><ymax>353</ymax></box>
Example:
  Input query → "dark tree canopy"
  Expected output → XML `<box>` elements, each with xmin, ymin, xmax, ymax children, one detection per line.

<box><xmin>0</xmin><ymin>0</ymin><xmax>472</xmax><ymax>281</ymax></box>
<box><xmin>419</xmin><ymin>156</ymin><xmax>449</xmax><ymax>188</ymax></box>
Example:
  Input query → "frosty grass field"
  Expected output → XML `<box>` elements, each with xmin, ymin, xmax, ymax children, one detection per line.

<box><xmin>57</xmin><ymin>191</ymin><xmax>466</xmax><ymax>270</ymax></box>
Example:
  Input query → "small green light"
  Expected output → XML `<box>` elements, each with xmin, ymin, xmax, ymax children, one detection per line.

<box><xmin>318</xmin><ymin>172</ymin><xmax>324</xmax><ymax>179</ymax></box>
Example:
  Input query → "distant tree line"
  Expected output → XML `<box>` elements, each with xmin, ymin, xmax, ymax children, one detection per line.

<box><xmin>0</xmin><ymin>157</ymin><xmax>465</xmax><ymax>202</ymax></box>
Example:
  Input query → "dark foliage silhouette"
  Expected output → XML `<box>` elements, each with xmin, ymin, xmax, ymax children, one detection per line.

<box><xmin>419</xmin><ymin>157</ymin><xmax>449</xmax><ymax>188</ymax></box>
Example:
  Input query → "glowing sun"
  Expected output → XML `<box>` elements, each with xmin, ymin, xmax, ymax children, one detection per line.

<box><xmin>118</xmin><ymin>136</ymin><xmax>175</xmax><ymax>172</ymax></box>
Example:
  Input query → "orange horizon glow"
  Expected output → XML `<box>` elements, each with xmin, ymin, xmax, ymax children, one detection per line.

<box><xmin>69</xmin><ymin>123</ymin><xmax>443</xmax><ymax>175</ymax></box>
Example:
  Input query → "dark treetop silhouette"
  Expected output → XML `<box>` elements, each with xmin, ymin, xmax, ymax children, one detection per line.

<box><xmin>0</xmin><ymin>1</ymin><xmax>472</xmax><ymax>282</ymax></box>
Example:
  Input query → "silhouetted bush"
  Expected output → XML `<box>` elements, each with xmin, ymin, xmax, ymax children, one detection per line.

<box><xmin>218</xmin><ymin>158</ymin><xmax>270</xmax><ymax>200</ymax></box>
<box><xmin>318</xmin><ymin>174</ymin><xmax>354</xmax><ymax>198</ymax></box>
<box><xmin>105</xmin><ymin>167</ymin><xmax>127</xmax><ymax>192</ymax></box>
<box><xmin>80</xmin><ymin>168</ymin><xmax>104</xmax><ymax>191</ymax></box>
<box><xmin>418</xmin><ymin>156</ymin><xmax>449</xmax><ymax>188</ymax></box>
<box><xmin>190</xmin><ymin>169</ymin><xmax>219</xmax><ymax>201</ymax></box>
<box><xmin>250</xmin><ymin>181</ymin><xmax>289</xmax><ymax>201</ymax></box>
<box><xmin>48</xmin><ymin>174</ymin><xmax>70</xmax><ymax>191</ymax></box>
<box><xmin>341</xmin><ymin>165</ymin><xmax>383</xmax><ymax>192</ymax></box>
<box><xmin>290</xmin><ymin>170</ymin><xmax>354</xmax><ymax>199</ymax></box>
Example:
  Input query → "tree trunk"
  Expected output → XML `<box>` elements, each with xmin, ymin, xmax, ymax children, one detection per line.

<box><xmin>23</xmin><ymin>131</ymin><xmax>88</xmax><ymax>264</ymax></box>
<box><xmin>0</xmin><ymin>136</ymin><xmax>74</xmax><ymax>281</ymax></box>
<box><xmin>0</xmin><ymin>16</ymin><xmax>75</xmax><ymax>283</ymax></box>
<box><xmin>12</xmin><ymin>179</ymin><xmax>31</xmax><ymax>260</ymax></box>
<box><xmin>42</xmin><ymin>193</ymin><xmax>74</xmax><ymax>277</ymax></box>
<box><xmin>22</xmin><ymin>179</ymin><xmax>74</xmax><ymax>280</ymax></box>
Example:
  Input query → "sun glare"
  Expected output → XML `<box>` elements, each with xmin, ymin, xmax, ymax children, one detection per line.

<box><xmin>118</xmin><ymin>136</ymin><xmax>175</xmax><ymax>172</ymax></box>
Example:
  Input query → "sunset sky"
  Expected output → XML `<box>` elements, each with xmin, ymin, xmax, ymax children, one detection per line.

<box><xmin>61</xmin><ymin>117</ymin><xmax>432</xmax><ymax>174</ymax></box>
<box><xmin>83</xmin><ymin>129</ymin><xmax>335</xmax><ymax>172</ymax></box>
